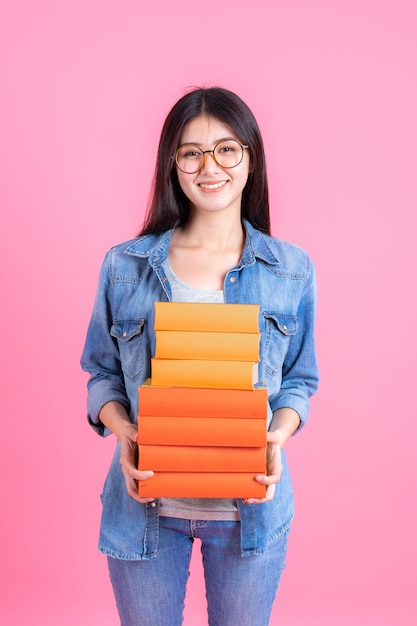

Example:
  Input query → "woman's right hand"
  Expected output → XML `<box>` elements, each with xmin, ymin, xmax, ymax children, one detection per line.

<box><xmin>98</xmin><ymin>401</ymin><xmax>155</xmax><ymax>504</ymax></box>
<box><xmin>119</xmin><ymin>421</ymin><xmax>155</xmax><ymax>503</ymax></box>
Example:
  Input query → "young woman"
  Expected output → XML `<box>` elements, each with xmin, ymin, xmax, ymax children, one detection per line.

<box><xmin>81</xmin><ymin>87</ymin><xmax>319</xmax><ymax>626</ymax></box>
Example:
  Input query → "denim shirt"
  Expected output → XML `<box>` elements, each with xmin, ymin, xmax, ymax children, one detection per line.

<box><xmin>81</xmin><ymin>220</ymin><xmax>319</xmax><ymax>560</ymax></box>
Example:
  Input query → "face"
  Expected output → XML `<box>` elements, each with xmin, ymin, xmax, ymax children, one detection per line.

<box><xmin>175</xmin><ymin>115</ymin><xmax>250</xmax><ymax>218</ymax></box>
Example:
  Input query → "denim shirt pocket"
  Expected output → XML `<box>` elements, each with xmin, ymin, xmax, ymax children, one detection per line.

<box><xmin>110</xmin><ymin>319</ymin><xmax>146</xmax><ymax>382</ymax></box>
<box><xmin>262</xmin><ymin>312</ymin><xmax>298</xmax><ymax>376</ymax></box>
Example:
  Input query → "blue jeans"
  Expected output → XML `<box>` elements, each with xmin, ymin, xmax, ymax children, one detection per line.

<box><xmin>108</xmin><ymin>516</ymin><xmax>289</xmax><ymax>626</ymax></box>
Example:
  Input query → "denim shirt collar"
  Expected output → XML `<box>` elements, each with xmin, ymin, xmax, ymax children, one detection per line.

<box><xmin>123</xmin><ymin>220</ymin><xmax>281</xmax><ymax>269</ymax></box>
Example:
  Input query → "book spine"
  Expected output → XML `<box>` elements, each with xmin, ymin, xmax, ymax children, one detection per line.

<box><xmin>139</xmin><ymin>444</ymin><xmax>266</xmax><ymax>472</ymax></box>
<box><xmin>154</xmin><ymin>330</ymin><xmax>260</xmax><ymax>362</ymax></box>
<box><xmin>151</xmin><ymin>359</ymin><xmax>258</xmax><ymax>390</ymax></box>
<box><xmin>138</xmin><ymin>472</ymin><xmax>267</xmax><ymax>498</ymax></box>
<box><xmin>138</xmin><ymin>383</ymin><xmax>268</xmax><ymax>418</ymax></box>
<box><xmin>137</xmin><ymin>416</ymin><xmax>266</xmax><ymax>447</ymax></box>
<box><xmin>154</xmin><ymin>302</ymin><xmax>260</xmax><ymax>333</ymax></box>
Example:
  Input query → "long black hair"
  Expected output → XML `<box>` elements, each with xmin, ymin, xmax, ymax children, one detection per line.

<box><xmin>139</xmin><ymin>87</ymin><xmax>270</xmax><ymax>235</ymax></box>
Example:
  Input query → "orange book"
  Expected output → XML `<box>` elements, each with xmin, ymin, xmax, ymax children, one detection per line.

<box><xmin>138</xmin><ymin>416</ymin><xmax>266</xmax><ymax>447</ymax></box>
<box><xmin>154</xmin><ymin>330</ymin><xmax>260</xmax><ymax>362</ymax></box>
<box><xmin>138</xmin><ymin>472</ymin><xmax>267</xmax><ymax>498</ymax></box>
<box><xmin>138</xmin><ymin>381</ymin><xmax>268</xmax><ymax>419</ymax></box>
<box><xmin>138</xmin><ymin>445</ymin><xmax>266</xmax><ymax>472</ymax></box>
<box><xmin>151</xmin><ymin>358</ymin><xmax>259</xmax><ymax>390</ymax></box>
<box><xmin>154</xmin><ymin>302</ymin><xmax>260</xmax><ymax>333</ymax></box>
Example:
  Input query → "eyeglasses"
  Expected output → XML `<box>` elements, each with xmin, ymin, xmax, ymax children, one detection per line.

<box><xmin>174</xmin><ymin>138</ymin><xmax>249</xmax><ymax>174</ymax></box>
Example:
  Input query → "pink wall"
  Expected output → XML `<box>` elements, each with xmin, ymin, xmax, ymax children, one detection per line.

<box><xmin>1</xmin><ymin>1</ymin><xmax>416</xmax><ymax>624</ymax></box>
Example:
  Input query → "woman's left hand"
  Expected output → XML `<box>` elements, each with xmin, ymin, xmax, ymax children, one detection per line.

<box><xmin>244</xmin><ymin>430</ymin><xmax>283</xmax><ymax>504</ymax></box>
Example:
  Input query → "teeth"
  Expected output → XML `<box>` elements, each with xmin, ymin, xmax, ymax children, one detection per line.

<box><xmin>199</xmin><ymin>181</ymin><xmax>227</xmax><ymax>189</ymax></box>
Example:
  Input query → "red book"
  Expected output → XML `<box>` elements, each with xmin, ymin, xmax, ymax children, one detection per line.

<box><xmin>138</xmin><ymin>472</ymin><xmax>266</xmax><ymax>499</ymax></box>
<box><xmin>139</xmin><ymin>444</ymin><xmax>266</xmax><ymax>472</ymax></box>
<box><xmin>137</xmin><ymin>416</ymin><xmax>266</xmax><ymax>447</ymax></box>
<box><xmin>138</xmin><ymin>381</ymin><xmax>268</xmax><ymax>419</ymax></box>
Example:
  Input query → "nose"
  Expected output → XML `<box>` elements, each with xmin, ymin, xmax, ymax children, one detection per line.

<box><xmin>200</xmin><ymin>150</ymin><xmax>219</xmax><ymax>172</ymax></box>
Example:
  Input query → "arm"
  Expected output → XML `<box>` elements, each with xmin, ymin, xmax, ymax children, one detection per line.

<box><xmin>246</xmin><ymin>257</ymin><xmax>319</xmax><ymax>504</ymax></box>
<box><xmin>269</xmin><ymin>256</ymin><xmax>319</xmax><ymax>428</ymax></box>
<box><xmin>99</xmin><ymin>401</ymin><xmax>155</xmax><ymax>504</ymax></box>
<box><xmin>81</xmin><ymin>250</ymin><xmax>132</xmax><ymax>436</ymax></box>
<box><xmin>81</xmin><ymin>252</ymin><xmax>154</xmax><ymax>503</ymax></box>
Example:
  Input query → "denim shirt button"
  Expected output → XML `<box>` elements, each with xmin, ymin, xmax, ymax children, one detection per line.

<box><xmin>229</xmin><ymin>276</ymin><xmax>236</xmax><ymax>283</ymax></box>
<box><xmin>162</xmin><ymin>277</ymin><xmax>168</xmax><ymax>283</ymax></box>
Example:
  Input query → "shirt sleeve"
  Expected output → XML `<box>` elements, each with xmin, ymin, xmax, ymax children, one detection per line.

<box><xmin>268</xmin><ymin>255</ymin><xmax>319</xmax><ymax>430</ymax></box>
<box><xmin>80</xmin><ymin>250</ymin><xmax>130</xmax><ymax>436</ymax></box>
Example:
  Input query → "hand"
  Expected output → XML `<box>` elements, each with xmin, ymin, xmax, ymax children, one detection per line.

<box><xmin>244</xmin><ymin>430</ymin><xmax>283</xmax><ymax>505</ymax></box>
<box><xmin>118</xmin><ymin>422</ymin><xmax>155</xmax><ymax>504</ymax></box>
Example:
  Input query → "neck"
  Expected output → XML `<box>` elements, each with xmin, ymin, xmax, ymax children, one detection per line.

<box><xmin>179</xmin><ymin>211</ymin><xmax>245</xmax><ymax>253</ymax></box>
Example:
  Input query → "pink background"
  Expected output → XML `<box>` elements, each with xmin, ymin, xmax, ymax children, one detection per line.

<box><xmin>1</xmin><ymin>1</ymin><xmax>416</xmax><ymax>624</ymax></box>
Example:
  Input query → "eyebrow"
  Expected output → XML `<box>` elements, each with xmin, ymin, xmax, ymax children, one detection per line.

<box><xmin>179</xmin><ymin>136</ymin><xmax>239</xmax><ymax>146</ymax></box>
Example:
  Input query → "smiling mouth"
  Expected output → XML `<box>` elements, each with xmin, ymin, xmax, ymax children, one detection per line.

<box><xmin>198</xmin><ymin>181</ymin><xmax>228</xmax><ymax>190</ymax></box>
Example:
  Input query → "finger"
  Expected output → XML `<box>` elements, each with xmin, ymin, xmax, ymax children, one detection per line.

<box><xmin>127</xmin><ymin>485</ymin><xmax>155</xmax><ymax>504</ymax></box>
<box><xmin>244</xmin><ymin>483</ymin><xmax>276</xmax><ymax>505</ymax></box>
<box><xmin>122</xmin><ymin>465</ymin><xmax>154</xmax><ymax>482</ymax></box>
<box><xmin>255</xmin><ymin>473</ymin><xmax>280</xmax><ymax>486</ymax></box>
<box><xmin>124</xmin><ymin>473</ymin><xmax>155</xmax><ymax>504</ymax></box>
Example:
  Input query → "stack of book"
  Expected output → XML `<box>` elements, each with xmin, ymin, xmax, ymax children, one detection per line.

<box><xmin>137</xmin><ymin>302</ymin><xmax>268</xmax><ymax>498</ymax></box>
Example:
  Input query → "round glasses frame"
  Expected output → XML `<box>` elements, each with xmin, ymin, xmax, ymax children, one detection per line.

<box><xmin>174</xmin><ymin>138</ymin><xmax>249</xmax><ymax>174</ymax></box>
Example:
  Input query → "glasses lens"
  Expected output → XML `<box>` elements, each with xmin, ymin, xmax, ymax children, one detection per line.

<box><xmin>213</xmin><ymin>139</ymin><xmax>244</xmax><ymax>168</ymax></box>
<box><xmin>176</xmin><ymin>145</ymin><xmax>204</xmax><ymax>173</ymax></box>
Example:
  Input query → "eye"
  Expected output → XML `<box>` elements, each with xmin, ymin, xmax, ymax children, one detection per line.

<box><xmin>185</xmin><ymin>150</ymin><xmax>201</xmax><ymax>159</ymax></box>
<box><xmin>178</xmin><ymin>145</ymin><xmax>202</xmax><ymax>159</ymax></box>
<box><xmin>217</xmin><ymin>140</ymin><xmax>239</xmax><ymax>154</ymax></box>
